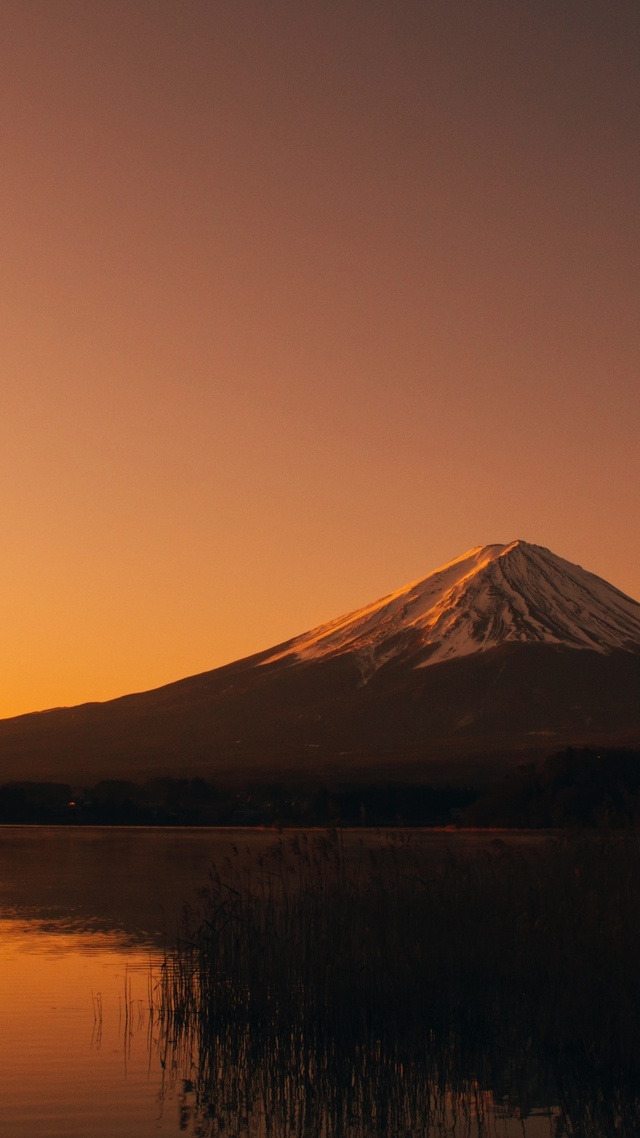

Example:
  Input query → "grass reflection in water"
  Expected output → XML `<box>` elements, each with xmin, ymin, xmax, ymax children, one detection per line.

<box><xmin>156</xmin><ymin>831</ymin><xmax>640</xmax><ymax>1136</ymax></box>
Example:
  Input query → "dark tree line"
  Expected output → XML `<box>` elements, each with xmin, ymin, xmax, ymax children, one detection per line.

<box><xmin>467</xmin><ymin>748</ymin><xmax>640</xmax><ymax>827</ymax></box>
<box><xmin>2</xmin><ymin>749</ymin><xmax>640</xmax><ymax>827</ymax></box>
<box><xmin>0</xmin><ymin>777</ymin><xmax>475</xmax><ymax>826</ymax></box>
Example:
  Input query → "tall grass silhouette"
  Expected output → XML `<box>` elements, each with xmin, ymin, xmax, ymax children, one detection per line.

<box><xmin>158</xmin><ymin>831</ymin><xmax>640</xmax><ymax>1136</ymax></box>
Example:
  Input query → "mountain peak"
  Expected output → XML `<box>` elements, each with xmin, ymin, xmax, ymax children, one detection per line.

<box><xmin>2</xmin><ymin>538</ymin><xmax>640</xmax><ymax>783</ymax></box>
<box><xmin>262</xmin><ymin>541</ymin><xmax>640</xmax><ymax>677</ymax></box>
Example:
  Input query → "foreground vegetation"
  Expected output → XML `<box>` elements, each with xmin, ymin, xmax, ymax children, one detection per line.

<box><xmin>156</xmin><ymin>830</ymin><xmax>640</xmax><ymax>1136</ymax></box>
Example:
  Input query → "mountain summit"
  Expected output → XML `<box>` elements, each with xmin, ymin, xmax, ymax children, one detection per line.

<box><xmin>1</xmin><ymin>540</ymin><xmax>640</xmax><ymax>784</ymax></box>
<box><xmin>263</xmin><ymin>541</ymin><xmax>640</xmax><ymax>676</ymax></box>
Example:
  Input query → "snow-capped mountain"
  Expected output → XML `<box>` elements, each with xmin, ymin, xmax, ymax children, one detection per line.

<box><xmin>262</xmin><ymin>541</ymin><xmax>640</xmax><ymax>676</ymax></box>
<box><xmin>1</xmin><ymin>540</ymin><xmax>640</xmax><ymax>784</ymax></box>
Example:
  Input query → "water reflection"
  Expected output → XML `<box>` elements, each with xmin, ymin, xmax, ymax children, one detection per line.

<box><xmin>0</xmin><ymin>827</ymin><xmax>638</xmax><ymax>1136</ymax></box>
<box><xmin>0</xmin><ymin>828</ymin><xmax>255</xmax><ymax>1137</ymax></box>
<box><xmin>154</xmin><ymin>1020</ymin><xmax>567</xmax><ymax>1136</ymax></box>
<box><xmin>0</xmin><ymin>922</ymin><xmax>166</xmax><ymax>1136</ymax></box>
<box><xmin>155</xmin><ymin>1004</ymin><xmax>640</xmax><ymax>1137</ymax></box>
<box><xmin>0</xmin><ymin>825</ymin><xmax>244</xmax><ymax>944</ymax></box>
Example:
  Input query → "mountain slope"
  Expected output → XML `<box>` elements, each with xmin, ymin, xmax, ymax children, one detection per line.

<box><xmin>263</xmin><ymin>541</ymin><xmax>640</xmax><ymax>675</ymax></box>
<box><xmin>0</xmin><ymin>541</ymin><xmax>639</xmax><ymax>784</ymax></box>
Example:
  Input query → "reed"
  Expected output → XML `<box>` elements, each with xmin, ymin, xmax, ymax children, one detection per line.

<box><xmin>157</xmin><ymin>831</ymin><xmax>640</xmax><ymax>1135</ymax></box>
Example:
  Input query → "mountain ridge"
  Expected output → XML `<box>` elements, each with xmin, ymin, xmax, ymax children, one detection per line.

<box><xmin>0</xmin><ymin>540</ymin><xmax>639</xmax><ymax>784</ymax></box>
<box><xmin>261</xmin><ymin>540</ymin><xmax>640</xmax><ymax>676</ymax></box>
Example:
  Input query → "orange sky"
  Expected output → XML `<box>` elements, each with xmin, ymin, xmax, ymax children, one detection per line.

<box><xmin>1</xmin><ymin>0</ymin><xmax>639</xmax><ymax>718</ymax></box>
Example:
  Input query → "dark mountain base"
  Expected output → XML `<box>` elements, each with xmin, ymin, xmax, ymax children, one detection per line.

<box><xmin>0</xmin><ymin>642</ymin><xmax>638</xmax><ymax>786</ymax></box>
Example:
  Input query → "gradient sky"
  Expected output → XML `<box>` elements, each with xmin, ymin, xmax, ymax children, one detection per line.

<box><xmin>1</xmin><ymin>0</ymin><xmax>638</xmax><ymax>717</ymax></box>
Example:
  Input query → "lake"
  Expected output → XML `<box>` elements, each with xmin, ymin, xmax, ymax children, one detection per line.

<box><xmin>0</xmin><ymin>826</ymin><xmax>620</xmax><ymax>1136</ymax></box>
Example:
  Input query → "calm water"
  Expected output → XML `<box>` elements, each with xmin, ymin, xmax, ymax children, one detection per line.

<box><xmin>0</xmin><ymin>827</ymin><xmax>562</xmax><ymax>1136</ymax></box>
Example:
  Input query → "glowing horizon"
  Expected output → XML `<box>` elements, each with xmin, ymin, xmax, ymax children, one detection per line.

<box><xmin>1</xmin><ymin>0</ymin><xmax>638</xmax><ymax>718</ymax></box>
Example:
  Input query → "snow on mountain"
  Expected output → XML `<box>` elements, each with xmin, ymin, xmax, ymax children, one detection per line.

<box><xmin>261</xmin><ymin>541</ymin><xmax>640</xmax><ymax>678</ymax></box>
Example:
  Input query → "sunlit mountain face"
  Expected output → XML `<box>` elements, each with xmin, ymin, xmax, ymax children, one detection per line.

<box><xmin>1</xmin><ymin>542</ymin><xmax>640</xmax><ymax>785</ymax></box>
<box><xmin>262</xmin><ymin>541</ymin><xmax>640</xmax><ymax>675</ymax></box>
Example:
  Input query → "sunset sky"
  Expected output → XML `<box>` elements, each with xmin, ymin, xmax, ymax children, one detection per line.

<box><xmin>1</xmin><ymin>0</ymin><xmax>638</xmax><ymax>718</ymax></box>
